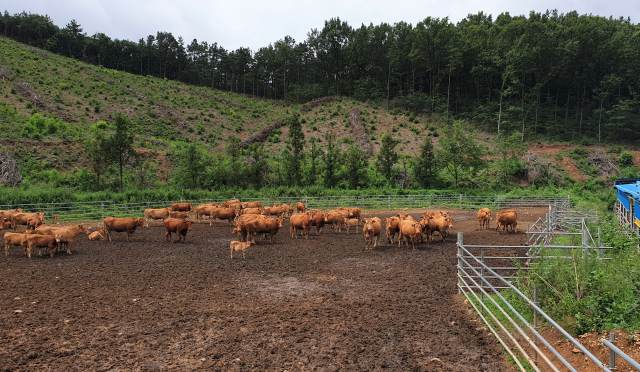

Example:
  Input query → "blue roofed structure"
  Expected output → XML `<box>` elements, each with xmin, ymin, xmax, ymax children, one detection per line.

<box><xmin>614</xmin><ymin>180</ymin><xmax>640</xmax><ymax>230</ymax></box>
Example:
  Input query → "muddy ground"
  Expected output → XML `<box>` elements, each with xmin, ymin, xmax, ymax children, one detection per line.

<box><xmin>0</xmin><ymin>208</ymin><xmax>544</xmax><ymax>371</ymax></box>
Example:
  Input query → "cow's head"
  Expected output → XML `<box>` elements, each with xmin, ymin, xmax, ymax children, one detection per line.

<box><xmin>138</xmin><ymin>218</ymin><xmax>146</xmax><ymax>227</ymax></box>
<box><xmin>78</xmin><ymin>224</ymin><xmax>90</xmax><ymax>234</ymax></box>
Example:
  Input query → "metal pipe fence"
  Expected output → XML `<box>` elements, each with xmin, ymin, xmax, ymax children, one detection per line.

<box><xmin>457</xmin><ymin>232</ymin><xmax>639</xmax><ymax>372</ymax></box>
<box><xmin>0</xmin><ymin>194</ymin><xmax>569</xmax><ymax>224</ymax></box>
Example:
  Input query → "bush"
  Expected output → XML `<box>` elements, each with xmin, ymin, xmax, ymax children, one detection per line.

<box><xmin>619</xmin><ymin>151</ymin><xmax>634</xmax><ymax>167</ymax></box>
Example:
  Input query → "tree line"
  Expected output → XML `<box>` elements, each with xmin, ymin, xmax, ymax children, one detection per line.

<box><xmin>2</xmin><ymin>10</ymin><xmax>640</xmax><ymax>142</ymax></box>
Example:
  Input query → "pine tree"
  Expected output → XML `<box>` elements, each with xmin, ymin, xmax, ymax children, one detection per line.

<box><xmin>106</xmin><ymin>113</ymin><xmax>137</xmax><ymax>190</ymax></box>
<box><xmin>345</xmin><ymin>144</ymin><xmax>368</xmax><ymax>189</ymax></box>
<box><xmin>322</xmin><ymin>132</ymin><xmax>340</xmax><ymax>188</ymax></box>
<box><xmin>413</xmin><ymin>136</ymin><xmax>437</xmax><ymax>189</ymax></box>
<box><xmin>376</xmin><ymin>132</ymin><xmax>398</xmax><ymax>186</ymax></box>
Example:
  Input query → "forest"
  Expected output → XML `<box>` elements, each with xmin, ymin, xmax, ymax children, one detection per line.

<box><xmin>2</xmin><ymin>9</ymin><xmax>640</xmax><ymax>143</ymax></box>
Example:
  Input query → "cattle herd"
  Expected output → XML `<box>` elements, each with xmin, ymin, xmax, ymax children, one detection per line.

<box><xmin>1</xmin><ymin>200</ymin><xmax>519</xmax><ymax>260</ymax></box>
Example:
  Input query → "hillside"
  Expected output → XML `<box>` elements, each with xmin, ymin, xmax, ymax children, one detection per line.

<box><xmin>0</xmin><ymin>37</ymin><xmax>637</xmax><ymax>191</ymax></box>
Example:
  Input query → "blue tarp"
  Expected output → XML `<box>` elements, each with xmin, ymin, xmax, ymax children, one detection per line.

<box><xmin>618</xmin><ymin>189</ymin><xmax>631</xmax><ymax>211</ymax></box>
<box><xmin>615</xmin><ymin>182</ymin><xmax>640</xmax><ymax>212</ymax></box>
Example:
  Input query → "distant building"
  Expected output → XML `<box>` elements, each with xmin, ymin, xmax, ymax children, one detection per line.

<box><xmin>614</xmin><ymin>180</ymin><xmax>640</xmax><ymax>231</ymax></box>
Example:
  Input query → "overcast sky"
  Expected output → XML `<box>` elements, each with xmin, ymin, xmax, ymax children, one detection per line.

<box><xmin>4</xmin><ymin>1</ymin><xmax>639</xmax><ymax>51</ymax></box>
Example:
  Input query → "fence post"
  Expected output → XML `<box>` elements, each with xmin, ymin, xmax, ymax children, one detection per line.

<box><xmin>533</xmin><ymin>285</ymin><xmax>539</xmax><ymax>365</ymax></box>
<box><xmin>459</xmin><ymin>194</ymin><xmax>462</xmax><ymax>209</ymax></box>
<box><xmin>457</xmin><ymin>232</ymin><xmax>463</xmax><ymax>294</ymax></box>
<box><xmin>388</xmin><ymin>195</ymin><xmax>391</xmax><ymax>210</ymax></box>
<box><xmin>101</xmin><ymin>201</ymin><xmax>104</xmax><ymax>222</ymax></box>
<box><xmin>480</xmin><ymin>251</ymin><xmax>484</xmax><ymax>314</ymax></box>
<box><xmin>609</xmin><ymin>332</ymin><xmax>616</xmax><ymax>370</ymax></box>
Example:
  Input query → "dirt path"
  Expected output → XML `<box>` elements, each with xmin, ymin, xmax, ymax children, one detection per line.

<box><xmin>0</xmin><ymin>209</ymin><xmax>543</xmax><ymax>371</ymax></box>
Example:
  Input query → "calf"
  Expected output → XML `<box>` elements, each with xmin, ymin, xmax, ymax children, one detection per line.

<box><xmin>398</xmin><ymin>220</ymin><xmax>422</xmax><ymax>250</ymax></box>
<box><xmin>290</xmin><ymin>213</ymin><xmax>311</xmax><ymax>239</ymax></box>
<box><xmin>88</xmin><ymin>228</ymin><xmax>107</xmax><ymax>241</ymax></box>
<box><xmin>24</xmin><ymin>234</ymin><xmax>61</xmax><ymax>258</ymax></box>
<box><xmin>344</xmin><ymin>218</ymin><xmax>359</xmax><ymax>234</ymax></box>
<box><xmin>296</xmin><ymin>202</ymin><xmax>306</xmax><ymax>213</ymax></box>
<box><xmin>4</xmin><ymin>232</ymin><xmax>31</xmax><ymax>257</ymax></box>
<box><xmin>385</xmin><ymin>217</ymin><xmax>400</xmax><ymax>244</ymax></box>
<box><xmin>169</xmin><ymin>211</ymin><xmax>191</xmax><ymax>219</ymax></box>
<box><xmin>230</xmin><ymin>241</ymin><xmax>253</xmax><ymax>259</ymax></box>
<box><xmin>477</xmin><ymin>208</ymin><xmax>492</xmax><ymax>230</ymax></box>
<box><xmin>363</xmin><ymin>217</ymin><xmax>382</xmax><ymax>251</ymax></box>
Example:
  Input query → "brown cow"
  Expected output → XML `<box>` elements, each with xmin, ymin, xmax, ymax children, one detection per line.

<box><xmin>280</xmin><ymin>204</ymin><xmax>295</xmax><ymax>217</ymax></box>
<box><xmin>211</xmin><ymin>208</ymin><xmax>237</xmax><ymax>226</ymax></box>
<box><xmin>246</xmin><ymin>217</ymin><xmax>284</xmax><ymax>244</ymax></box>
<box><xmin>422</xmin><ymin>214</ymin><xmax>453</xmax><ymax>242</ymax></box>
<box><xmin>12</xmin><ymin>212</ymin><xmax>45</xmax><ymax>230</ymax></box>
<box><xmin>310</xmin><ymin>210</ymin><xmax>325</xmax><ymax>235</ymax></box>
<box><xmin>195</xmin><ymin>206</ymin><xmax>220</xmax><ymax>221</ymax></box>
<box><xmin>26</xmin><ymin>214</ymin><xmax>45</xmax><ymax>230</ymax></box>
<box><xmin>262</xmin><ymin>206</ymin><xmax>285</xmax><ymax>217</ymax></box>
<box><xmin>296</xmin><ymin>202</ymin><xmax>306</xmax><ymax>213</ymax></box>
<box><xmin>164</xmin><ymin>218</ymin><xmax>193</xmax><ymax>243</ymax></box>
<box><xmin>495</xmin><ymin>210</ymin><xmax>518</xmax><ymax>233</ymax></box>
<box><xmin>241</xmin><ymin>201</ymin><xmax>263</xmax><ymax>209</ymax></box>
<box><xmin>0</xmin><ymin>209</ymin><xmax>22</xmax><ymax>220</ymax></box>
<box><xmin>4</xmin><ymin>232</ymin><xmax>31</xmax><ymax>256</ymax></box>
<box><xmin>242</xmin><ymin>207</ymin><xmax>263</xmax><ymax>216</ymax></box>
<box><xmin>290</xmin><ymin>213</ymin><xmax>311</xmax><ymax>239</ymax></box>
<box><xmin>34</xmin><ymin>224</ymin><xmax>90</xmax><ymax>254</ymax></box>
<box><xmin>144</xmin><ymin>207</ymin><xmax>171</xmax><ymax>226</ymax></box>
<box><xmin>324</xmin><ymin>211</ymin><xmax>344</xmax><ymax>232</ymax></box>
<box><xmin>344</xmin><ymin>218</ymin><xmax>360</xmax><ymax>234</ymax></box>
<box><xmin>222</xmin><ymin>199</ymin><xmax>240</xmax><ymax>208</ymax></box>
<box><xmin>103</xmin><ymin>217</ymin><xmax>146</xmax><ymax>241</ymax></box>
<box><xmin>477</xmin><ymin>208</ymin><xmax>492</xmax><ymax>230</ymax></box>
<box><xmin>398</xmin><ymin>220</ymin><xmax>422</xmax><ymax>250</ymax></box>
<box><xmin>363</xmin><ymin>217</ymin><xmax>382</xmax><ymax>250</ymax></box>
<box><xmin>230</xmin><ymin>241</ymin><xmax>253</xmax><ymax>259</ymax></box>
<box><xmin>88</xmin><ymin>228</ymin><xmax>107</xmax><ymax>241</ymax></box>
<box><xmin>170</xmin><ymin>211</ymin><xmax>191</xmax><ymax>219</ymax></box>
<box><xmin>233</xmin><ymin>215</ymin><xmax>265</xmax><ymax>241</ymax></box>
<box><xmin>171</xmin><ymin>203</ymin><xmax>193</xmax><ymax>212</ymax></box>
<box><xmin>24</xmin><ymin>234</ymin><xmax>61</xmax><ymax>258</ymax></box>
<box><xmin>385</xmin><ymin>217</ymin><xmax>401</xmax><ymax>244</ymax></box>
<box><xmin>53</xmin><ymin>215</ymin><xmax>60</xmax><ymax>224</ymax></box>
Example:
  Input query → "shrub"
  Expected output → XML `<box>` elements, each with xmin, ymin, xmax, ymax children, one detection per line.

<box><xmin>619</xmin><ymin>151</ymin><xmax>634</xmax><ymax>167</ymax></box>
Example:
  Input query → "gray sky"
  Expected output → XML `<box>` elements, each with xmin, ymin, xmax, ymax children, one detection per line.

<box><xmin>3</xmin><ymin>0</ymin><xmax>639</xmax><ymax>51</ymax></box>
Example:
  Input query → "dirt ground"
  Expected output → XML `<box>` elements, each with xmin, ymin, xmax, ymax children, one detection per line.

<box><xmin>1</xmin><ymin>208</ymin><xmax>544</xmax><ymax>371</ymax></box>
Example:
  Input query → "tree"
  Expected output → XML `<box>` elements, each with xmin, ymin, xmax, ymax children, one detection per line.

<box><xmin>284</xmin><ymin>113</ymin><xmax>305</xmax><ymax>185</ymax></box>
<box><xmin>495</xmin><ymin>131</ymin><xmax>525</xmax><ymax>183</ymax></box>
<box><xmin>344</xmin><ymin>144</ymin><xmax>368</xmax><ymax>189</ymax></box>
<box><xmin>84</xmin><ymin>121</ymin><xmax>109</xmax><ymax>189</ymax></box>
<box><xmin>438</xmin><ymin>121</ymin><xmax>484</xmax><ymax>188</ymax></box>
<box><xmin>306</xmin><ymin>136</ymin><xmax>322</xmax><ymax>185</ymax></box>
<box><xmin>106</xmin><ymin>113</ymin><xmax>137</xmax><ymax>190</ymax></box>
<box><xmin>174</xmin><ymin>144</ymin><xmax>206</xmax><ymax>187</ymax></box>
<box><xmin>376</xmin><ymin>132</ymin><xmax>398</xmax><ymax>186</ymax></box>
<box><xmin>412</xmin><ymin>137</ymin><xmax>437</xmax><ymax>188</ymax></box>
<box><xmin>322</xmin><ymin>132</ymin><xmax>340</xmax><ymax>188</ymax></box>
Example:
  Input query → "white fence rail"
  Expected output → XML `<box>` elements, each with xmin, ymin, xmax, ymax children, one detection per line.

<box><xmin>0</xmin><ymin>194</ymin><xmax>569</xmax><ymax>223</ymax></box>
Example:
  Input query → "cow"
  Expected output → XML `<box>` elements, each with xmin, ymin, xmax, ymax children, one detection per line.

<box><xmin>195</xmin><ymin>206</ymin><xmax>219</xmax><ymax>221</ymax></box>
<box><xmin>324</xmin><ymin>211</ymin><xmax>344</xmax><ymax>232</ymax></box>
<box><xmin>4</xmin><ymin>232</ymin><xmax>31</xmax><ymax>257</ymax></box>
<box><xmin>477</xmin><ymin>208</ymin><xmax>492</xmax><ymax>230</ymax></box>
<box><xmin>290</xmin><ymin>213</ymin><xmax>311</xmax><ymax>239</ymax></box>
<box><xmin>88</xmin><ymin>228</ymin><xmax>107</xmax><ymax>241</ymax></box>
<box><xmin>385</xmin><ymin>217</ymin><xmax>401</xmax><ymax>244</ymax></box>
<box><xmin>12</xmin><ymin>212</ymin><xmax>45</xmax><ymax>230</ymax></box>
<box><xmin>296</xmin><ymin>202</ymin><xmax>306</xmax><ymax>213</ymax></box>
<box><xmin>344</xmin><ymin>218</ymin><xmax>360</xmax><ymax>234</ymax></box>
<box><xmin>24</xmin><ymin>234</ymin><xmax>61</xmax><ymax>258</ymax></box>
<box><xmin>169</xmin><ymin>211</ymin><xmax>191</xmax><ymax>219</ymax></box>
<box><xmin>230</xmin><ymin>241</ymin><xmax>253</xmax><ymax>259</ymax></box>
<box><xmin>422</xmin><ymin>214</ymin><xmax>453</xmax><ymax>242</ymax></box>
<box><xmin>310</xmin><ymin>210</ymin><xmax>325</xmax><ymax>235</ymax></box>
<box><xmin>211</xmin><ymin>208</ymin><xmax>237</xmax><ymax>226</ymax></box>
<box><xmin>171</xmin><ymin>203</ymin><xmax>193</xmax><ymax>212</ymax></box>
<box><xmin>222</xmin><ymin>199</ymin><xmax>240</xmax><ymax>208</ymax></box>
<box><xmin>363</xmin><ymin>217</ymin><xmax>382</xmax><ymax>251</ymax></box>
<box><xmin>0</xmin><ymin>209</ymin><xmax>22</xmax><ymax>220</ymax></box>
<box><xmin>27</xmin><ymin>214</ymin><xmax>44</xmax><ymax>230</ymax></box>
<box><xmin>241</xmin><ymin>201</ymin><xmax>263</xmax><ymax>209</ymax></box>
<box><xmin>246</xmin><ymin>216</ymin><xmax>284</xmax><ymax>244</ymax></box>
<box><xmin>144</xmin><ymin>207</ymin><xmax>172</xmax><ymax>226</ymax></box>
<box><xmin>280</xmin><ymin>204</ymin><xmax>295</xmax><ymax>217</ymax></box>
<box><xmin>164</xmin><ymin>218</ymin><xmax>193</xmax><ymax>243</ymax></box>
<box><xmin>103</xmin><ymin>217</ymin><xmax>146</xmax><ymax>241</ymax></box>
<box><xmin>241</xmin><ymin>207</ymin><xmax>263</xmax><ymax>216</ymax></box>
<box><xmin>53</xmin><ymin>215</ymin><xmax>60</xmax><ymax>224</ymax></box>
<box><xmin>495</xmin><ymin>210</ymin><xmax>518</xmax><ymax>233</ymax></box>
<box><xmin>262</xmin><ymin>206</ymin><xmax>285</xmax><ymax>218</ymax></box>
<box><xmin>398</xmin><ymin>220</ymin><xmax>422</xmax><ymax>250</ymax></box>
<box><xmin>34</xmin><ymin>224</ymin><xmax>90</xmax><ymax>254</ymax></box>
<box><xmin>233</xmin><ymin>215</ymin><xmax>265</xmax><ymax>241</ymax></box>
